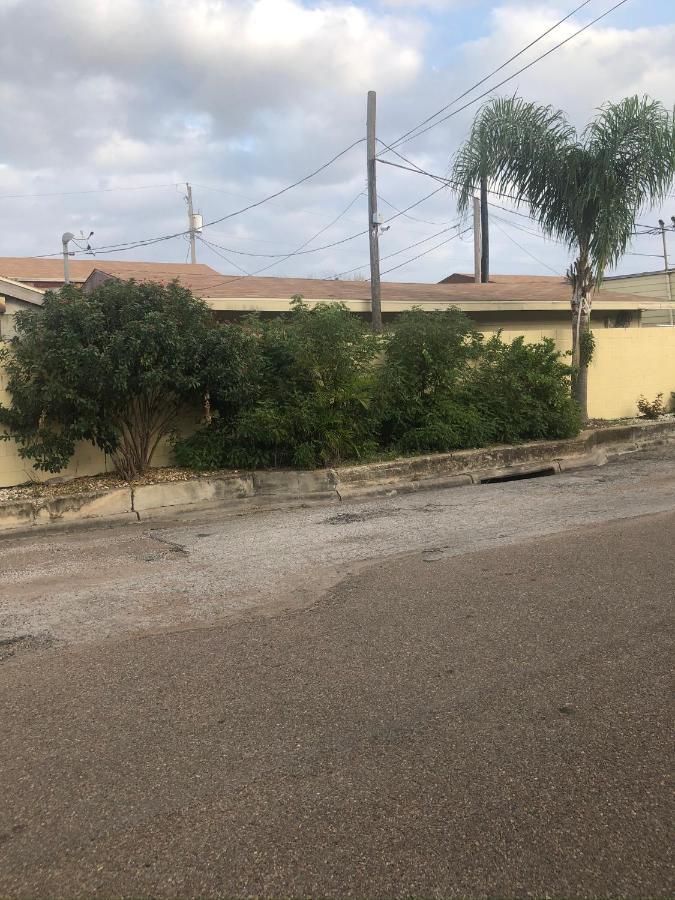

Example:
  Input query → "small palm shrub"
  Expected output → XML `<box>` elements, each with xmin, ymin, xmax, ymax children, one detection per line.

<box><xmin>636</xmin><ymin>393</ymin><xmax>665</xmax><ymax>419</ymax></box>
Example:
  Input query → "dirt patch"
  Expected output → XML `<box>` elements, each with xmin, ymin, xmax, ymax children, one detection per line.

<box><xmin>0</xmin><ymin>634</ymin><xmax>53</xmax><ymax>663</ymax></box>
<box><xmin>324</xmin><ymin>508</ymin><xmax>401</xmax><ymax>526</ymax></box>
<box><xmin>0</xmin><ymin>466</ymin><xmax>240</xmax><ymax>505</ymax></box>
<box><xmin>586</xmin><ymin>413</ymin><xmax>675</xmax><ymax>429</ymax></box>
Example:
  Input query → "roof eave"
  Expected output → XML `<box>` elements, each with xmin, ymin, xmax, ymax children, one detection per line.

<box><xmin>204</xmin><ymin>296</ymin><xmax>668</xmax><ymax>312</ymax></box>
<box><xmin>0</xmin><ymin>276</ymin><xmax>45</xmax><ymax>306</ymax></box>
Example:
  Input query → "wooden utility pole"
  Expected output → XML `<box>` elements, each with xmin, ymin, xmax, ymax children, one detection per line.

<box><xmin>658</xmin><ymin>219</ymin><xmax>673</xmax><ymax>326</ymax></box>
<box><xmin>366</xmin><ymin>91</ymin><xmax>383</xmax><ymax>332</ymax></box>
<box><xmin>473</xmin><ymin>195</ymin><xmax>482</xmax><ymax>284</ymax></box>
<box><xmin>186</xmin><ymin>183</ymin><xmax>197</xmax><ymax>264</ymax></box>
<box><xmin>480</xmin><ymin>176</ymin><xmax>489</xmax><ymax>283</ymax></box>
<box><xmin>658</xmin><ymin>219</ymin><xmax>672</xmax><ymax>300</ymax></box>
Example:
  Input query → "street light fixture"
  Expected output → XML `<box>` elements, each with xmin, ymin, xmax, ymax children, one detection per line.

<box><xmin>61</xmin><ymin>230</ymin><xmax>94</xmax><ymax>285</ymax></box>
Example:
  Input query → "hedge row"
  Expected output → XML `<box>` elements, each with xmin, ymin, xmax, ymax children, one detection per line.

<box><xmin>0</xmin><ymin>282</ymin><xmax>580</xmax><ymax>479</ymax></box>
<box><xmin>173</xmin><ymin>297</ymin><xmax>581</xmax><ymax>470</ymax></box>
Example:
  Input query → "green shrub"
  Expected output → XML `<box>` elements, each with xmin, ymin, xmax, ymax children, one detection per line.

<box><xmin>463</xmin><ymin>335</ymin><xmax>581</xmax><ymax>443</ymax></box>
<box><xmin>394</xmin><ymin>401</ymin><xmax>493</xmax><ymax>454</ymax></box>
<box><xmin>375</xmin><ymin>307</ymin><xmax>485</xmax><ymax>452</ymax></box>
<box><xmin>174</xmin><ymin>299</ymin><xmax>379</xmax><ymax>469</ymax></box>
<box><xmin>636</xmin><ymin>393</ymin><xmax>665</xmax><ymax>419</ymax></box>
<box><xmin>0</xmin><ymin>280</ymin><xmax>219</xmax><ymax>478</ymax></box>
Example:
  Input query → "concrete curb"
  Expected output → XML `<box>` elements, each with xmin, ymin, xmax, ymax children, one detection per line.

<box><xmin>1</xmin><ymin>420</ymin><xmax>673</xmax><ymax>535</ymax></box>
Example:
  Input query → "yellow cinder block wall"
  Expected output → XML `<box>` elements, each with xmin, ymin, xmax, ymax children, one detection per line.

<box><xmin>0</xmin><ymin>368</ymin><xmax>178</xmax><ymax>488</ymax></box>
<box><xmin>1</xmin><ymin>326</ymin><xmax>674</xmax><ymax>487</ymax></box>
<box><xmin>587</xmin><ymin>328</ymin><xmax>675</xmax><ymax>419</ymax></box>
<box><xmin>487</xmin><ymin>327</ymin><xmax>675</xmax><ymax>419</ymax></box>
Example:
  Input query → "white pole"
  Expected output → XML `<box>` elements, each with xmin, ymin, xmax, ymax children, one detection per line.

<box><xmin>61</xmin><ymin>232</ymin><xmax>74</xmax><ymax>285</ymax></box>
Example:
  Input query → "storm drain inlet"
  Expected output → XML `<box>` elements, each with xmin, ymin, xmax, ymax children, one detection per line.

<box><xmin>480</xmin><ymin>466</ymin><xmax>556</xmax><ymax>484</ymax></box>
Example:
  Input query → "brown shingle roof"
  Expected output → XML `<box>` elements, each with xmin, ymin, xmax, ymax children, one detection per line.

<box><xmin>0</xmin><ymin>257</ymin><xmax>221</xmax><ymax>285</ymax></box>
<box><xmin>187</xmin><ymin>273</ymin><xmax>651</xmax><ymax>307</ymax></box>
<box><xmin>85</xmin><ymin>263</ymin><xmax>229</xmax><ymax>295</ymax></box>
<box><xmin>3</xmin><ymin>257</ymin><xmax>664</xmax><ymax>308</ymax></box>
<box><xmin>440</xmin><ymin>272</ymin><xmax>565</xmax><ymax>285</ymax></box>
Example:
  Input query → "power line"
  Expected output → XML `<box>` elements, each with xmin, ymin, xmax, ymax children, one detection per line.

<box><xmin>86</xmin><ymin>139</ymin><xmax>366</xmax><ymax>255</ymax></box>
<box><xmin>377</xmin><ymin>149</ymin><xmax>523</xmax><ymax>203</ymax></box>
<box><xmin>487</xmin><ymin>201</ymin><xmax>542</xmax><ymax>221</ymax></box>
<box><xmin>203</xmin><ymin>228</ymin><xmax>367</xmax><ymax>260</ymax></box>
<box><xmin>378</xmin><ymin>142</ymin><xmax>661</xmax><ymax>239</ymax></box>
<box><xmin>491</xmin><ymin>218</ymin><xmax>564</xmax><ymax>275</ymax></box>
<box><xmin>199</xmin><ymin>201</ymin><xmax>365</xmax><ymax>282</ymax></box>
<box><xmin>192</xmin><ymin>182</ymin><xmax>365</xmax><ymax>228</ymax></box>
<box><xmin>380</xmin><ymin>0</ymin><xmax>632</xmax><ymax>151</ymax></box>
<box><xmin>194</xmin><ymin>186</ymin><xmax>450</xmax><ymax>292</ymax></box>
<box><xmin>379</xmin><ymin>195</ymin><xmax>454</xmax><ymax>227</ymax></box>
<box><xmin>490</xmin><ymin>211</ymin><xmax>567</xmax><ymax>245</ymax></box>
<box><xmin>381</xmin><ymin>229</ymin><xmax>472</xmax><ymax>276</ymax></box>
<box><xmin>0</xmin><ymin>183</ymin><xmax>178</xmax><ymax>201</ymax></box>
<box><xmin>197</xmin><ymin>192</ymin><xmax>366</xmax><ymax>259</ymax></box>
<box><xmin>199</xmin><ymin>237</ymin><xmax>252</xmax><ymax>276</ymax></box>
<box><xmin>387</xmin><ymin>0</ymin><xmax>597</xmax><ymax>151</ymax></box>
<box><xmin>333</xmin><ymin>222</ymin><xmax>463</xmax><ymax>278</ymax></box>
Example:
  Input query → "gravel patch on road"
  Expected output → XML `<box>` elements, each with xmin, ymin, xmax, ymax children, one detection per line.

<box><xmin>1</xmin><ymin>447</ymin><xmax>674</xmax><ymax>646</ymax></box>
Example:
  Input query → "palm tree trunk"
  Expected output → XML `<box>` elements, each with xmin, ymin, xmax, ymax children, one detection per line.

<box><xmin>575</xmin><ymin>360</ymin><xmax>589</xmax><ymax>421</ymax></box>
<box><xmin>480</xmin><ymin>176</ymin><xmax>489</xmax><ymax>283</ymax></box>
<box><xmin>571</xmin><ymin>288</ymin><xmax>590</xmax><ymax>423</ymax></box>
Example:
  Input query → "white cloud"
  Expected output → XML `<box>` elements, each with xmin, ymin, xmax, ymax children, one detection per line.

<box><xmin>0</xmin><ymin>0</ymin><xmax>672</xmax><ymax>279</ymax></box>
<box><xmin>379</xmin><ymin>0</ymin><xmax>463</xmax><ymax>9</ymax></box>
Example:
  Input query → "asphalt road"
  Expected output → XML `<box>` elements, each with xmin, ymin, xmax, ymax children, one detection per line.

<box><xmin>1</xmin><ymin>447</ymin><xmax>674</xmax><ymax>897</ymax></box>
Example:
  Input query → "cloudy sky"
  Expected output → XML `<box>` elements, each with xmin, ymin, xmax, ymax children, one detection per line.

<box><xmin>1</xmin><ymin>0</ymin><xmax>673</xmax><ymax>282</ymax></box>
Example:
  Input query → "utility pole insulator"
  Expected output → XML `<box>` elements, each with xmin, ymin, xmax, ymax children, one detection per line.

<box><xmin>366</xmin><ymin>91</ymin><xmax>383</xmax><ymax>333</ymax></box>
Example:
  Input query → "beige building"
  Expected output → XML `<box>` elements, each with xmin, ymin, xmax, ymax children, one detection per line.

<box><xmin>600</xmin><ymin>269</ymin><xmax>674</xmax><ymax>325</ymax></box>
<box><xmin>1</xmin><ymin>259</ymin><xmax>673</xmax><ymax>487</ymax></box>
<box><xmin>76</xmin><ymin>264</ymin><xmax>674</xmax><ymax>333</ymax></box>
<box><xmin>0</xmin><ymin>276</ymin><xmax>44</xmax><ymax>340</ymax></box>
<box><xmin>2</xmin><ymin>257</ymin><xmax>673</xmax><ymax>333</ymax></box>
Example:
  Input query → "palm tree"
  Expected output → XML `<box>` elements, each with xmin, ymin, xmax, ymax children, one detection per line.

<box><xmin>452</xmin><ymin>95</ymin><xmax>675</xmax><ymax>420</ymax></box>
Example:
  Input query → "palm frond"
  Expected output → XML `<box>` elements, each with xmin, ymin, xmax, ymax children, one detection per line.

<box><xmin>582</xmin><ymin>95</ymin><xmax>675</xmax><ymax>276</ymax></box>
<box><xmin>453</xmin><ymin>93</ymin><xmax>675</xmax><ymax>281</ymax></box>
<box><xmin>451</xmin><ymin>96</ymin><xmax>577</xmax><ymax>223</ymax></box>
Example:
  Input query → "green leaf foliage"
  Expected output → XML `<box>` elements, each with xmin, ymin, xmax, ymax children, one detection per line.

<box><xmin>176</xmin><ymin>305</ymin><xmax>580</xmax><ymax>467</ymax></box>
<box><xmin>0</xmin><ymin>280</ymin><xmax>224</xmax><ymax>478</ymax></box>
<box><xmin>374</xmin><ymin>307</ymin><xmax>490</xmax><ymax>453</ymax></box>
<box><xmin>173</xmin><ymin>299</ymin><xmax>380</xmax><ymax>470</ymax></box>
<box><xmin>2</xmin><ymin>287</ymin><xmax>582</xmax><ymax>476</ymax></box>
<box><xmin>370</xmin><ymin>310</ymin><xmax>579</xmax><ymax>454</ymax></box>
<box><xmin>462</xmin><ymin>336</ymin><xmax>581</xmax><ymax>444</ymax></box>
<box><xmin>451</xmin><ymin>94</ymin><xmax>675</xmax><ymax>417</ymax></box>
<box><xmin>452</xmin><ymin>94</ymin><xmax>675</xmax><ymax>282</ymax></box>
